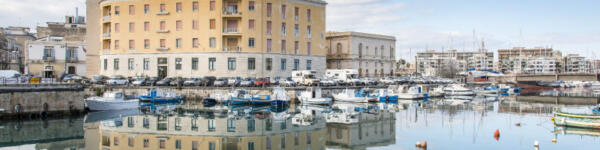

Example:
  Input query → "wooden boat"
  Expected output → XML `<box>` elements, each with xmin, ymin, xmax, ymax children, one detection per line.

<box><xmin>554</xmin><ymin>111</ymin><xmax>600</xmax><ymax>119</ymax></box>
<box><xmin>553</xmin><ymin>116</ymin><xmax>600</xmax><ymax>129</ymax></box>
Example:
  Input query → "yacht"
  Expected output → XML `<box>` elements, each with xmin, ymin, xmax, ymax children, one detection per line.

<box><xmin>333</xmin><ymin>89</ymin><xmax>377</xmax><ymax>103</ymax></box>
<box><xmin>85</xmin><ymin>91</ymin><xmax>139</xmax><ymax>111</ymax></box>
<box><xmin>443</xmin><ymin>84</ymin><xmax>475</xmax><ymax>96</ymax></box>
<box><xmin>297</xmin><ymin>87</ymin><xmax>332</xmax><ymax>105</ymax></box>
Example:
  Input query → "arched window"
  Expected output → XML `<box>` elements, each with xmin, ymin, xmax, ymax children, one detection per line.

<box><xmin>358</xmin><ymin>43</ymin><xmax>363</xmax><ymax>58</ymax></box>
<box><xmin>336</xmin><ymin>43</ymin><xmax>342</xmax><ymax>54</ymax></box>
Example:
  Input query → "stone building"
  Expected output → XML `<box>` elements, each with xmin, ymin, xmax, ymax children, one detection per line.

<box><xmin>0</xmin><ymin>26</ymin><xmax>35</xmax><ymax>72</ymax></box>
<box><xmin>26</xmin><ymin>37</ymin><xmax>86</xmax><ymax>78</ymax></box>
<box><xmin>36</xmin><ymin>15</ymin><xmax>86</xmax><ymax>41</ymax></box>
<box><xmin>90</xmin><ymin>0</ymin><xmax>327</xmax><ymax>78</ymax></box>
<box><xmin>325</xmin><ymin>31</ymin><xmax>396</xmax><ymax>77</ymax></box>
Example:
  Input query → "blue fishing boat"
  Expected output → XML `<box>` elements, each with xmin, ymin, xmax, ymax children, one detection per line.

<box><xmin>138</xmin><ymin>89</ymin><xmax>185</xmax><ymax>103</ymax></box>
<box><xmin>229</xmin><ymin>89</ymin><xmax>252</xmax><ymax>105</ymax></box>
<box><xmin>270</xmin><ymin>87</ymin><xmax>290</xmax><ymax>106</ymax></box>
<box><xmin>251</xmin><ymin>94</ymin><xmax>271</xmax><ymax>105</ymax></box>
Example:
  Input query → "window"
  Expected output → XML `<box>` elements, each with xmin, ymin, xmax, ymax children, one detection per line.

<box><xmin>248</xmin><ymin>58</ymin><xmax>255</xmax><ymax>70</ymax></box>
<box><xmin>228</xmin><ymin>57</ymin><xmax>236</xmax><ymax>70</ymax></box>
<box><xmin>227</xmin><ymin>119</ymin><xmax>236</xmax><ymax>132</ymax></box>
<box><xmin>175</xmin><ymin>58</ymin><xmax>182</xmax><ymax>70</ymax></box>
<box><xmin>248</xmin><ymin>19</ymin><xmax>255</xmax><ymax>29</ymax></box>
<box><xmin>192</xmin><ymin>20</ymin><xmax>198</xmax><ymax>30</ymax></box>
<box><xmin>248</xmin><ymin>142</ymin><xmax>255</xmax><ymax>150</ymax></box>
<box><xmin>143</xmin><ymin>58</ymin><xmax>149</xmax><ymax>70</ymax></box>
<box><xmin>266</xmin><ymin>136</ymin><xmax>272</xmax><ymax>150</ymax></box>
<box><xmin>294</xmin><ymin>7</ymin><xmax>299</xmax><ymax>20</ymax></box>
<box><xmin>114</xmin><ymin>6</ymin><xmax>120</xmax><ymax>15</ymax></box>
<box><xmin>281</xmin><ymin>23</ymin><xmax>286</xmax><ymax>36</ymax></box>
<box><xmin>193</xmin><ymin>1</ymin><xmax>199</xmax><ymax>12</ymax></box>
<box><xmin>307</xmin><ymin>132</ymin><xmax>311</xmax><ymax>144</ymax></box>
<box><xmin>160</xmin><ymin>3</ymin><xmax>166</xmax><ymax>12</ymax></box>
<box><xmin>281</xmin><ymin>134</ymin><xmax>286</xmax><ymax>148</ymax></box>
<box><xmin>129</xmin><ymin>5</ymin><xmax>134</xmax><ymax>15</ymax></box>
<box><xmin>143</xmin><ymin>139</ymin><xmax>149</xmax><ymax>147</ymax></box>
<box><xmin>281</xmin><ymin>59</ymin><xmax>286</xmax><ymax>70</ymax></box>
<box><xmin>375</xmin><ymin>47</ymin><xmax>378</xmax><ymax>56</ymax></box>
<box><xmin>281</xmin><ymin>5</ymin><xmax>286</xmax><ymax>19</ymax></box>
<box><xmin>176</xmin><ymin>20</ymin><xmax>182</xmax><ymax>31</ymax></box>
<box><xmin>359</xmin><ymin>43</ymin><xmax>363</xmax><ymax>58</ymax></box>
<box><xmin>307</xmin><ymin>9</ymin><xmax>312</xmax><ymax>22</ymax></box>
<box><xmin>114</xmin><ymin>23</ymin><xmax>120</xmax><ymax>33</ymax></box>
<box><xmin>128</xmin><ymin>137</ymin><xmax>134</xmax><ymax>147</ymax></box>
<box><xmin>209</xmin><ymin>142</ymin><xmax>215</xmax><ymax>150</ymax></box>
<box><xmin>144</xmin><ymin>4</ymin><xmax>149</xmax><ymax>14</ymax></box>
<box><xmin>114</xmin><ymin>58</ymin><xmax>119</xmax><ymax>70</ymax></box>
<box><xmin>209</xmin><ymin>37</ymin><xmax>216</xmax><ymax>47</ymax></box>
<box><xmin>192</xmin><ymin>58</ymin><xmax>198</xmax><ymax>70</ymax></box>
<box><xmin>160</xmin><ymin>21</ymin><xmax>166</xmax><ymax>30</ymax></box>
<box><xmin>192</xmin><ymin>141</ymin><xmax>198</xmax><ymax>150</ymax></box>
<box><xmin>267</xmin><ymin>39</ymin><xmax>273</xmax><ymax>52</ymax></box>
<box><xmin>294</xmin><ymin>24</ymin><xmax>299</xmax><ymax>37</ymax></box>
<box><xmin>266</xmin><ymin>3</ymin><xmax>272</xmax><ymax>17</ymax></box>
<box><xmin>208</xmin><ymin>57</ymin><xmax>216</xmax><ymax>70</ymax></box>
<box><xmin>160</xmin><ymin>39</ymin><xmax>166</xmax><ymax>48</ymax></box>
<box><xmin>192</xmin><ymin>38</ymin><xmax>199</xmax><ymax>48</ymax></box>
<box><xmin>294</xmin><ymin>59</ymin><xmax>299</xmax><ymax>70</ymax></box>
<box><xmin>307</xmin><ymin>42</ymin><xmax>311</xmax><ymax>55</ymax></box>
<box><xmin>248</xmin><ymin>38</ymin><xmax>255</xmax><ymax>48</ymax></box>
<box><xmin>144</xmin><ymin>39</ymin><xmax>150</xmax><ymax>49</ymax></box>
<box><xmin>159</xmin><ymin>139</ymin><xmax>166</xmax><ymax>149</ymax></box>
<box><xmin>103</xmin><ymin>59</ymin><xmax>107</xmax><ymax>70</ymax></box>
<box><xmin>128</xmin><ymin>58</ymin><xmax>134</xmax><ymax>70</ymax></box>
<box><xmin>209</xmin><ymin>19</ymin><xmax>215</xmax><ymax>29</ymax></box>
<box><xmin>307</xmin><ymin>26</ymin><xmax>311</xmax><ymax>38</ymax></box>
<box><xmin>306</xmin><ymin>60</ymin><xmax>312</xmax><ymax>70</ymax></box>
<box><xmin>294</xmin><ymin>41</ymin><xmax>299</xmax><ymax>54</ymax></box>
<box><xmin>176</xmin><ymin>2</ymin><xmax>182</xmax><ymax>12</ymax></box>
<box><xmin>129</xmin><ymin>40</ymin><xmax>135</xmax><ymax>50</ymax></box>
<box><xmin>266</xmin><ymin>21</ymin><xmax>272</xmax><ymax>34</ymax></box>
<box><xmin>210</xmin><ymin>0</ymin><xmax>215</xmax><ymax>11</ymax></box>
<box><xmin>266</xmin><ymin>58</ymin><xmax>272</xmax><ymax>71</ymax></box>
<box><xmin>249</xmin><ymin>1</ymin><xmax>255</xmax><ymax>11</ymax></box>
<box><xmin>129</xmin><ymin>22</ymin><xmax>134</xmax><ymax>32</ymax></box>
<box><xmin>281</xmin><ymin>40</ymin><xmax>286</xmax><ymax>54</ymax></box>
<box><xmin>144</xmin><ymin>21</ymin><xmax>149</xmax><ymax>31</ymax></box>
<box><xmin>114</xmin><ymin>40</ymin><xmax>120</xmax><ymax>49</ymax></box>
<box><xmin>176</xmin><ymin>38</ymin><xmax>182</xmax><ymax>48</ymax></box>
<box><xmin>175</xmin><ymin>140</ymin><xmax>181</xmax><ymax>149</ymax></box>
<box><xmin>114</xmin><ymin>137</ymin><xmax>119</xmax><ymax>146</ymax></box>
<box><xmin>295</xmin><ymin>133</ymin><xmax>299</xmax><ymax>145</ymax></box>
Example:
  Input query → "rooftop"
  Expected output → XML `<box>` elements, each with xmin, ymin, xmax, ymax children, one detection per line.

<box><xmin>326</xmin><ymin>31</ymin><xmax>396</xmax><ymax>41</ymax></box>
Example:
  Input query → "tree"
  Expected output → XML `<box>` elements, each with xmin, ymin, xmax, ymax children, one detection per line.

<box><xmin>437</xmin><ymin>59</ymin><xmax>459</xmax><ymax>78</ymax></box>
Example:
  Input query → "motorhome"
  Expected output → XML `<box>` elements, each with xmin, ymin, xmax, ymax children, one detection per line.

<box><xmin>325</xmin><ymin>69</ymin><xmax>360</xmax><ymax>85</ymax></box>
<box><xmin>292</xmin><ymin>70</ymin><xmax>319</xmax><ymax>86</ymax></box>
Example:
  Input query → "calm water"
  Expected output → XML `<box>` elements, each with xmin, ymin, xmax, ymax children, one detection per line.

<box><xmin>1</xmin><ymin>93</ymin><xmax>599</xmax><ymax>150</ymax></box>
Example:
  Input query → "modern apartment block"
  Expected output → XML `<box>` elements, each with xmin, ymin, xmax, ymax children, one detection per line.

<box><xmin>523</xmin><ymin>57</ymin><xmax>559</xmax><ymax>74</ymax></box>
<box><xmin>325</xmin><ymin>32</ymin><xmax>396</xmax><ymax>77</ymax></box>
<box><xmin>564</xmin><ymin>54</ymin><xmax>591</xmax><ymax>73</ymax></box>
<box><xmin>93</xmin><ymin>0</ymin><xmax>327</xmax><ymax>78</ymax></box>
<box><xmin>416</xmin><ymin>49</ymin><xmax>493</xmax><ymax>76</ymax></box>
<box><xmin>497</xmin><ymin>47</ymin><xmax>562</xmax><ymax>74</ymax></box>
<box><xmin>26</xmin><ymin>37</ymin><xmax>86</xmax><ymax>78</ymax></box>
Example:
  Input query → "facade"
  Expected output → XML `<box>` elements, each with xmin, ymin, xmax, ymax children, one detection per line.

<box><xmin>325</xmin><ymin>31</ymin><xmax>396</xmax><ymax>77</ymax></box>
<box><xmin>94</xmin><ymin>0</ymin><xmax>327</xmax><ymax>79</ymax></box>
<box><xmin>497</xmin><ymin>47</ymin><xmax>562</xmax><ymax>74</ymax></box>
<box><xmin>37</xmin><ymin>15</ymin><xmax>86</xmax><ymax>41</ymax></box>
<box><xmin>563</xmin><ymin>54</ymin><xmax>591</xmax><ymax>73</ymax></box>
<box><xmin>523</xmin><ymin>57</ymin><xmax>559</xmax><ymax>74</ymax></box>
<box><xmin>416</xmin><ymin>49</ymin><xmax>493</xmax><ymax>77</ymax></box>
<box><xmin>0</xmin><ymin>26</ymin><xmax>35</xmax><ymax>72</ymax></box>
<box><xmin>86</xmin><ymin>0</ymin><xmax>102</xmax><ymax>77</ymax></box>
<box><xmin>0</xmin><ymin>35</ymin><xmax>22</xmax><ymax>70</ymax></box>
<box><xmin>26</xmin><ymin>37</ymin><xmax>86</xmax><ymax>78</ymax></box>
<box><xmin>325</xmin><ymin>109</ymin><xmax>396</xmax><ymax>149</ymax></box>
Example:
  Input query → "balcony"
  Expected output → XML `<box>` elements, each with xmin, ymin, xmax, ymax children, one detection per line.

<box><xmin>66</xmin><ymin>57</ymin><xmax>79</xmax><ymax>63</ymax></box>
<box><xmin>156</xmin><ymin>47</ymin><xmax>170</xmax><ymax>51</ymax></box>
<box><xmin>222</xmin><ymin>8</ymin><xmax>241</xmax><ymax>17</ymax></box>
<box><xmin>223</xmin><ymin>46</ymin><xmax>241</xmax><ymax>52</ymax></box>
<box><xmin>43</xmin><ymin>56</ymin><xmax>55</xmax><ymax>62</ymax></box>
<box><xmin>222</xmin><ymin>28</ymin><xmax>241</xmax><ymax>36</ymax></box>
<box><xmin>156</xmin><ymin>30</ymin><xmax>170</xmax><ymax>33</ymax></box>
<box><xmin>103</xmin><ymin>16</ymin><xmax>111</xmax><ymax>21</ymax></box>
<box><xmin>156</xmin><ymin>11</ymin><xmax>169</xmax><ymax>15</ymax></box>
<box><xmin>103</xmin><ymin>33</ymin><xmax>111</xmax><ymax>38</ymax></box>
<box><xmin>103</xmin><ymin>49</ymin><xmax>110</xmax><ymax>54</ymax></box>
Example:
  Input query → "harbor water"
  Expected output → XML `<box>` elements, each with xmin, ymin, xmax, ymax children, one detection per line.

<box><xmin>1</xmin><ymin>90</ymin><xmax>599</xmax><ymax>150</ymax></box>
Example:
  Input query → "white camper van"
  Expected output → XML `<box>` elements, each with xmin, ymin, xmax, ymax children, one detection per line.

<box><xmin>292</xmin><ymin>70</ymin><xmax>319</xmax><ymax>86</ymax></box>
<box><xmin>325</xmin><ymin>69</ymin><xmax>360</xmax><ymax>85</ymax></box>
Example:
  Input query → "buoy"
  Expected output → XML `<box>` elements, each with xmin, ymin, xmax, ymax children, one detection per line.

<box><xmin>515</xmin><ymin>123</ymin><xmax>521</xmax><ymax>126</ymax></box>
<box><xmin>422</xmin><ymin>141</ymin><xmax>427</xmax><ymax>148</ymax></box>
<box><xmin>552</xmin><ymin>139</ymin><xmax>557</xmax><ymax>143</ymax></box>
<box><xmin>534</xmin><ymin>141</ymin><xmax>539</xmax><ymax>147</ymax></box>
<box><xmin>494</xmin><ymin>129</ymin><xmax>500</xmax><ymax>141</ymax></box>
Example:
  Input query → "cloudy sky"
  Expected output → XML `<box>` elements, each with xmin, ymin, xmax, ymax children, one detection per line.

<box><xmin>1</xmin><ymin>0</ymin><xmax>599</xmax><ymax>61</ymax></box>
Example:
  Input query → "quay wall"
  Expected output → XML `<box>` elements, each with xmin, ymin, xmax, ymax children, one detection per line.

<box><xmin>0</xmin><ymin>84</ymin><xmax>85</xmax><ymax>118</ymax></box>
<box><xmin>0</xmin><ymin>117</ymin><xmax>84</xmax><ymax>147</ymax></box>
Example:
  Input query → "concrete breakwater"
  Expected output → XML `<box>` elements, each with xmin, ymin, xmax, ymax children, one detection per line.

<box><xmin>0</xmin><ymin>84</ymin><xmax>85</xmax><ymax>118</ymax></box>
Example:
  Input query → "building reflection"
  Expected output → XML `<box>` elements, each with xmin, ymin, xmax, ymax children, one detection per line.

<box><xmin>0</xmin><ymin>118</ymin><xmax>84</xmax><ymax>150</ymax></box>
<box><xmin>89</xmin><ymin>105</ymin><xmax>327</xmax><ymax>150</ymax></box>
<box><xmin>325</xmin><ymin>103</ymin><xmax>396</xmax><ymax>149</ymax></box>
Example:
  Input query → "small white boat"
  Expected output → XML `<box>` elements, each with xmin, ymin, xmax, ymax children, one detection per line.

<box><xmin>297</xmin><ymin>87</ymin><xmax>332</xmax><ymax>105</ymax></box>
<box><xmin>396</xmin><ymin>85</ymin><xmax>426</xmax><ymax>99</ymax></box>
<box><xmin>333</xmin><ymin>89</ymin><xmax>377</xmax><ymax>103</ymax></box>
<box><xmin>443</xmin><ymin>84</ymin><xmax>475</xmax><ymax>96</ymax></box>
<box><xmin>428</xmin><ymin>85</ymin><xmax>445</xmax><ymax>97</ymax></box>
<box><xmin>85</xmin><ymin>91</ymin><xmax>139</xmax><ymax>111</ymax></box>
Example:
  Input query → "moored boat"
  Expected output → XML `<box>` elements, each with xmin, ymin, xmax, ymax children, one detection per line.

<box><xmin>269</xmin><ymin>87</ymin><xmax>290</xmax><ymax>106</ymax></box>
<box><xmin>297</xmin><ymin>87</ymin><xmax>332</xmax><ymax>105</ymax></box>
<box><xmin>333</xmin><ymin>89</ymin><xmax>377</xmax><ymax>103</ymax></box>
<box><xmin>553</xmin><ymin>116</ymin><xmax>600</xmax><ymax>129</ymax></box>
<box><xmin>85</xmin><ymin>91</ymin><xmax>139</xmax><ymax>111</ymax></box>
<box><xmin>229</xmin><ymin>89</ymin><xmax>252</xmax><ymax>105</ymax></box>
<box><xmin>138</xmin><ymin>89</ymin><xmax>185</xmax><ymax>103</ymax></box>
<box><xmin>443</xmin><ymin>84</ymin><xmax>475</xmax><ymax>96</ymax></box>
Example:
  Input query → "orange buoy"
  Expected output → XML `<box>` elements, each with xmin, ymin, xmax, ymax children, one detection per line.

<box><xmin>494</xmin><ymin>129</ymin><xmax>500</xmax><ymax>141</ymax></box>
<box><xmin>422</xmin><ymin>141</ymin><xmax>427</xmax><ymax>148</ymax></box>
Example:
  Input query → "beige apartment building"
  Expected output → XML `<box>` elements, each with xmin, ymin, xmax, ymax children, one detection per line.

<box><xmin>325</xmin><ymin>32</ymin><xmax>396</xmax><ymax>77</ymax></box>
<box><xmin>497</xmin><ymin>47</ymin><xmax>562</xmax><ymax>74</ymax></box>
<box><xmin>92</xmin><ymin>0</ymin><xmax>327</xmax><ymax>78</ymax></box>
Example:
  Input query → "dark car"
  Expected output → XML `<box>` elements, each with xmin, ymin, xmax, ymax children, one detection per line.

<box><xmin>254</xmin><ymin>78</ymin><xmax>271</xmax><ymax>87</ymax></box>
<box><xmin>203</xmin><ymin>76</ymin><xmax>217</xmax><ymax>86</ymax></box>
<box><xmin>156</xmin><ymin>77</ymin><xmax>173</xmax><ymax>86</ymax></box>
<box><xmin>146</xmin><ymin>77</ymin><xmax>160</xmax><ymax>86</ymax></box>
<box><xmin>170</xmin><ymin>77</ymin><xmax>186</xmax><ymax>86</ymax></box>
<box><xmin>184</xmin><ymin>77</ymin><xmax>202</xmax><ymax>86</ymax></box>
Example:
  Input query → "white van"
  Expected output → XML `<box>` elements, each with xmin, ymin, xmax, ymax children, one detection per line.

<box><xmin>325</xmin><ymin>69</ymin><xmax>360</xmax><ymax>85</ymax></box>
<box><xmin>292</xmin><ymin>70</ymin><xmax>319</xmax><ymax>86</ymax></box>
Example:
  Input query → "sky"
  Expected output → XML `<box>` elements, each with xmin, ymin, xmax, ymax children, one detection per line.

<box><xmin>1</xmin><ymin>0</ymin><xmax>599</xmax><ymax>62</ymax></box>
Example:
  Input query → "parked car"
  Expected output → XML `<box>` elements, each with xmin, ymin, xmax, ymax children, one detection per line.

<box><xmin>170</xmin><ymin>77</ymin><xmax>186</xmax><ymax>86</ymax></box>
<box><xmin>254</xmin><ymin>78</ymin><xmax>270</xmax><ymax>86</ymax></box>
<box><xmin>146</xmin><ymin>77</ymin><xmax>160</xmax><ymax>86</ymax></box>
<box><xmin>214</xmin><ymin>77</ymin><xmax>228</xmax><ymax>86</ymax></box>
<box><xmin>278</xmin><ymin>77</ymin><xmax>296</xmax><ymax>87</ymax></box>
<box><xmin>270</xmin><ymin>77</ymin><xmax>281</xmax><ymax>85</ymax></box>
<box><xmin>240</xmin><ymin>77</ymin><xmax>255</xmax><ymax>87</ymax></box>
<box><xmin>227</xmin><ymin>77</ymin><xmax>241</xmax><ymax>86</ymax></box>
<box><xmin>203</xmin><ymin>76</ymin><xmax>217</xmax><ymax>86</ymax></box>
<box><xmin>380</xmin><ymin>77</ymin><xmax>396</xmax><ymax>85</ymax></box>
<box><xmin>90</xmin><ymin>75</ymin><xmax>107</xmax><ymax>84</ymax></box>
<box><xmin>131</xmin><ymin>77</ymin><xmax>147</xmax><ymax>86</ymax></box>
<box><xmin>184</xmin><ymin>77</ymin><xmax>203</xmax><ymax>86</ymax></box>
<box><xmin>64</xmin><ymin>75</ymin><xmax>89</xmax><ymax>84</ymax></box>
<box><xmin>106</xmin><ymin>75</ymin><xmax>128</xmax><ymax>85</ymax></box>
<box><xmin>319</xmin><ymin>78</ymin><xmax>336</xmax><ymax>86</ymax></box>
<box><xmin>156</xmin><ymin>77</ymin><xmax>173</xmax><ymax>86</ymax></box>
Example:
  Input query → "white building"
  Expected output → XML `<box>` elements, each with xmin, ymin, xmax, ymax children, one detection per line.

<box><xmin>325</xmin><ymin>32</ymin><xmax>396</xmax><ymax>77</ymax></box>
<box><xmin>523</xmin><ymin>58</ymin><xmax>559</xmax><ymax>74</ymax></box>
<box><xmin>416</xmin><ymin>49</ymin><xmax>494</xmax><ymax>77</ymax></box>
<box><xmin>26</xmin><ymin>37</ymin><xmax>86</xmax><ymax>77</ymax></box>
<box><xmin>564</xmin><ymin>54</ymin><xmax>591</xmax><ymax>73</ymax></box>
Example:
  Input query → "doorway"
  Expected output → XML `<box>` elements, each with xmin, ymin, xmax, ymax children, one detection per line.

<box><xmin>67</xmin><ymin>66</ymin><xmax>76</xmax><ymax>74</ymax></box>
<box><xmin>158</xmin><ymin>66</ymin><xmax>168</xmax><ymax>79</ymax></box>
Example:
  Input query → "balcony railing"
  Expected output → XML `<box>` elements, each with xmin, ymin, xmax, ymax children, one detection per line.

<box><xmin>156</xmin><ymin>11</ymin><xmax>169</xmax><ymax>15</ymax></box>
<box><xmin>103</xmin><ymin>33</ymin><xmax>111</xmax><ymax>38</ymax></box>
<box><xmin>223</xmin><ymin>46</ymin><xmax>241</xmax><ymax>52</ymax></box>
<box><xmin>103</xmin><ymin>16</ymin><xmax>111</xmax><ymax>21</ymax></box>
<box><xmin>156</xmin><ymin>30</ymin><xmax>170</xmax><ymax>33</ymax></box>
<box><xmin>66</xmin><ymin>57</ymin><xmax>78</xmax><ymax>63</ymax></box>
<box><xmin>223</xmin><ymin>8</ymin><xmax>241</xmax><ymax>15</ymax></box>
<box><xmin>43</xmin><ymin>56</ymin><xmax>55</xmax><ymax>62</ymax></box>
<box><xmin>223</xmin><ymin>28</ymin><xmax>239</xmax><ymax>33</ymax></box>
<box><xmin>156</xmin><ymin>47</ymin><xmax>170</xmax><ymax>51</ymax></box>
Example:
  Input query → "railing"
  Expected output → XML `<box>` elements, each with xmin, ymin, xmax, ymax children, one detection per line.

<box><xmin>223</xmin><ymin>28</ymin><xmax>239</xmax><ymax>33</ymax></box>
<box><xmin>223</xmin><ymin>46</ymin><xmax>241</xmax><ymax>52</ymax></box>
<box><xmin>156</xmin><ymin>30</ymin><xmax>170</xmax><ymax>33</ymax></box>
<box><xmin>66</xmin><ymin>57</ymin><xmax>78</xmax><ymax>62</ymax></box>
<box><xmin>222</xmin><ymin>8</ymin><xmax>240</xmax><ymax>15</ymax></box>
<box><xmin>43</xmin><ymin>56</ymin><xmax>55</xmax><ymax>62</ymax></box>
<box><xmin>156</xmin><ymin>11</ymin><xmax>169</xmax><ymax>15</ymax></box>
<box><xmin>103</xmin><ymin>16</ymin><xmax>111</xmax><ymax>21</ymax></box>
<box><xmin>103</xmin><ymin>33</ymin><xmax>111</xmax><ymax>37</ymax></box>
<box><xmin>156</xmin><ymin>47</ymin><xmax>169</xmax><ymax>51</ymax></box>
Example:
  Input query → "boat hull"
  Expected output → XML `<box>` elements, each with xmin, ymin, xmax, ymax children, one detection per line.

<box><xmin>554</xmin><ymin>117</ymin><xmax>600</xmax><ymax>129</ymax></box>
<box><xmin>299</xmin><ymin>97</ymin><xmax>332</xmax><ymax>105</ymax></box>
<box><xmin>270</xmin><ymin>100</ymin><xmax>289</xmax><ymax>106</ymax></box>
<box><xmin>85</xmin><ymin>99</ymin><xmax>139</xmax><ymax>111</ymax></box>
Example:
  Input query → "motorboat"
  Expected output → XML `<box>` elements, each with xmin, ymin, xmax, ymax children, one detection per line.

<box><xmin>428</xmin><ymin>85</ymin><xmax>445</xmax><ymax>97</ymax></box>
<box><xmin>443</xmin><ymin>84</ymin><xmax>475</xmax><ymax>96</ymax></box>
<box><xmin>297</xmin><ymin>87</ymin><xmax>332</xmax><ymax>105</ymax></box>
<box><xmin>138</xmin><ymin>89</ymin><xmax>185</xmax><ymax>103</ymax></box>
<box><xmin>85</xmin><ymin>91</ymin><xmax>139</xmax><ymax>111</ymax></box>
<box><xmin>333</xmin><ymin>88</ymin><xmax>377</xmax><ymax>103</ymax></box>
<box><xmin>228</xmin><ymin>89</ymin><xmax>253</xmax><ymax>105</ymax></box>
<box><xmin>477</xmin><ymin>85</ymin><xmax>499</xmax><ymax>95</ymax></box>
